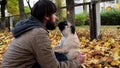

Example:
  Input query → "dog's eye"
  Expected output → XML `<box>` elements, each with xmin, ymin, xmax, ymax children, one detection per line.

<box><xmin>64</xmin><ymin>22</ymin><xmax>68</xmax><ymax>25</ymax></box>
<box><xmin>64</xmin><ymin>23</ymin><xmax>67</xmax><ymax>25</ymax></box>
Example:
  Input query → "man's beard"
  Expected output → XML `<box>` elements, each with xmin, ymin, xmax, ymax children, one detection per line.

<box><xmin>45</xmin><ymin>20</ymin><xmax>56</xmax><ymax>30</ymax></box>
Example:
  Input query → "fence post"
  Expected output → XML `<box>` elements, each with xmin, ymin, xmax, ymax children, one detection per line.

<box><xmin>96</xmin><ymin>1</ymin><xmax>101</xmax><ymax>39</ymax></box>
<box><xmin>90</xmin><ymin>0</ymin><xmax>101</xmax><ymax>40</ymax></box>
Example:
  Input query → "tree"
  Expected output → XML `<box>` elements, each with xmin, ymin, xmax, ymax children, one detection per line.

<box><xmin>7</xmin><ymin>0</ymin><xmax>30</xmax><ymax>18</ymax></box>
<box><xmin>0</xmin><ymin>0</ymin><xmax>7</xmax><ymax>29</ymax></box>
<box><xmin>24</xmin><ymin>6</ymin><xmax>31</xmax><ymax>13</ymax></box>
<box><xmin>6</xmin><ymin>0</ymin><xmax>19</xmax><ymax>15</ymax></box>
<box><xmin>55</xmin><ymin>0</ymin><xmax>66</xmax><ymax>22</ymax></box>
<box><xmin>18</xmin><ymin>0</ymin><xmax>25</xmax><ymax>20</ymax></box>
<box><xmin>66</xmin><ymin>0</ymin><xmax>75</xmax><ymax>26</ymax></box>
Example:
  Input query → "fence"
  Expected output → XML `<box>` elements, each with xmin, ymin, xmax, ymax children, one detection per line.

<box><xmin>0</xmin><ymin>13</ymin><xmax>31</xmax><ymax>31</ymax></box>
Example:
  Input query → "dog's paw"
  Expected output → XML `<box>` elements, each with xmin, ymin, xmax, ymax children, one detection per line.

<box><xmin>54</xmin><ymin>47</ymin><xmax>68</xmax><ymax>53</ymax></box>
<box><xmin>67</xmin><ymin>50</ymin><xmax>80</xmax><ymax>60</ymax></box>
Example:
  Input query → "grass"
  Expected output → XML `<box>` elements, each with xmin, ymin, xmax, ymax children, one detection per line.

<box><xmin>76</xmin><ymin>25</ymin><xmax>89</xmax><ymax>30</ymax></box>
<box><xmin>76</xmin><ymin>25</ymin><xmax>120</xmax><ymax>30</ymax></box>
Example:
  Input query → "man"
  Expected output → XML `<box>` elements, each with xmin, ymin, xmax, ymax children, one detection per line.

<box><xmin>2</xmin><ymin>0</ymin><xmax>85</xmax><ymax>68</ymax></box>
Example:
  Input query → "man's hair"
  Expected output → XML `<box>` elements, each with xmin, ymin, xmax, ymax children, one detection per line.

<box><xmin>31</xmin><ymin>0</ymin><xmax>57</xmax><ymax>22</ymax></box>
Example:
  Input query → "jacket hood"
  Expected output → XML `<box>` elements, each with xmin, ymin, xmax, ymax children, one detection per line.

<box><xmin>11</xmin><ymin>16</ymin><xmax>48</xmax><ymax>38</ymax></box>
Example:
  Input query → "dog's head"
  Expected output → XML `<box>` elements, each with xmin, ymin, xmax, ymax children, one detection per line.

<box><xmin>58</xmin><ymin>20</ymin><xmax>75</xmax><ymax>37</ymax></box>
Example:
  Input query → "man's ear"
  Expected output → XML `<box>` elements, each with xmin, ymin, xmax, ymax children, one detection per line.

<box><xmin>44</xmin><ymin>16</ymin><xmax>50</xmax><ymax>20</ymax></box>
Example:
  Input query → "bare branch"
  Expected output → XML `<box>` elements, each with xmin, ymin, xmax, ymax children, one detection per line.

<box><xmin>26</xmin><ymin>0</ymin><xmax>32</xmax><ymax>10</ymax></box>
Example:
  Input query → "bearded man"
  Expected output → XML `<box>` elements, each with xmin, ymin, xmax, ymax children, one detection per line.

<box><xmin>2</xmin><ymin>0</ymin><xmax>85</xmax><ymax>68</ymax></box>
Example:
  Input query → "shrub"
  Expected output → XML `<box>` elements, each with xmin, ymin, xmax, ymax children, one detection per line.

<box><xmin>101</xmin><ymin>9</ymin><xmax>120</xmax><ymax>25</ymax></box>
<box><xmin>75</xmin><ymin>13</ymin><xmax>90</xmax><ymax>26</ymax></box>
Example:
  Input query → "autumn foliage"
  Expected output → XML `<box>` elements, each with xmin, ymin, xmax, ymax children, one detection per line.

<box><xmin>0</xmin><ymin>27</ymin><xmax>120</xmax><ymax>68</ymax></box>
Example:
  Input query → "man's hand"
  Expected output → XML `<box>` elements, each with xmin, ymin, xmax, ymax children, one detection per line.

<box><xmin>77</xmin><ymin>52</ymin><xmax>86</xmax><ymax>64</ymax></box>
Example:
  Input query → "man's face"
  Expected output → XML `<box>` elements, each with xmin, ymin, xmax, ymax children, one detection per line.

<box><xmin>46</xmin><ymin>13</ymin><xmax>57</xmax><ymax>30</ymax></box>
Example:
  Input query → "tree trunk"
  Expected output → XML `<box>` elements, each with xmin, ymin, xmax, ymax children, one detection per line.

<box><xmin>66</xmin><ymin>0</ymin><xmax>75</xmax><ymax>26</ymax></box>
<box><xmin>0</xmin><ymin>0</ymin><xmax>7</xmax><ymax>30</ymax></box>
<box><xmin>56</xmin><ymin>0</ymin><xmax>66</xmax><ymax>22</ymax></box>
<box><xmin>18</xmin><ymin>0</ymin><xmax>25</xmax><ymax>20</ymax></box>
<box><xmin>83</xmin><ymin>0</ymin><xmax>88</xmax><ymax>13</ymax></box>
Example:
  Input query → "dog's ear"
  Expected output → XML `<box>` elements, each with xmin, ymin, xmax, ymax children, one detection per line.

<box><xmin>70</xmin><ymin>25</ymin><xmax>75</xmax><ymax>34</ymax></box>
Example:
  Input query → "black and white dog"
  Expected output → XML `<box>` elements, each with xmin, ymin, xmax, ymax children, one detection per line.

<box><xmin>54</xmin><ymin>20</ymin><xmax>81</xmax><ymax>60</ymax></box>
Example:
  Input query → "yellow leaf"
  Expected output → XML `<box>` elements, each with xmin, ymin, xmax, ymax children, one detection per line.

<box><xmin>108</xmin><ymin>38</ymin><xmax>115</xmax><ymax>44</ymax></box>
<box><xmin>111</xmin><ymin>60</ymin><xmax>120</xmax><ymax>66</ymax></box>
<box><xmin>104</xmin><ymin>42</ymin><xmax>110</xmax><ymax>47</ymax></box>
<box><xmin>112</xmin><ymin>47</ymin><xmax>120</xmax><ymax>60</ymax></box>
<box><xmin>94</xmin><ymin>45</ymin><xmax>101</xmax><ymax>50</ymax></box>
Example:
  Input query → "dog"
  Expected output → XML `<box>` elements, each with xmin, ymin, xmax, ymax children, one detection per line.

<box><xmin>54</xmin><ymin>20</ymin><xmax>81</xmax><ymax>60</ymax></box>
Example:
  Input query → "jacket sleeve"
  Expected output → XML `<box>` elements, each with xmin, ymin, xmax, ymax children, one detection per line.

<box><xmin>33</xmin><ymin>28</ymin><xmax>81</xmax><ymax>68</ymax></box>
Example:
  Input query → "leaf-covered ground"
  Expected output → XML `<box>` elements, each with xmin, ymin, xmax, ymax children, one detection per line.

<box><xmin>0</xmin><ymin>26</ymin><xmax>120</xmax><ymax>68</ymax></box>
